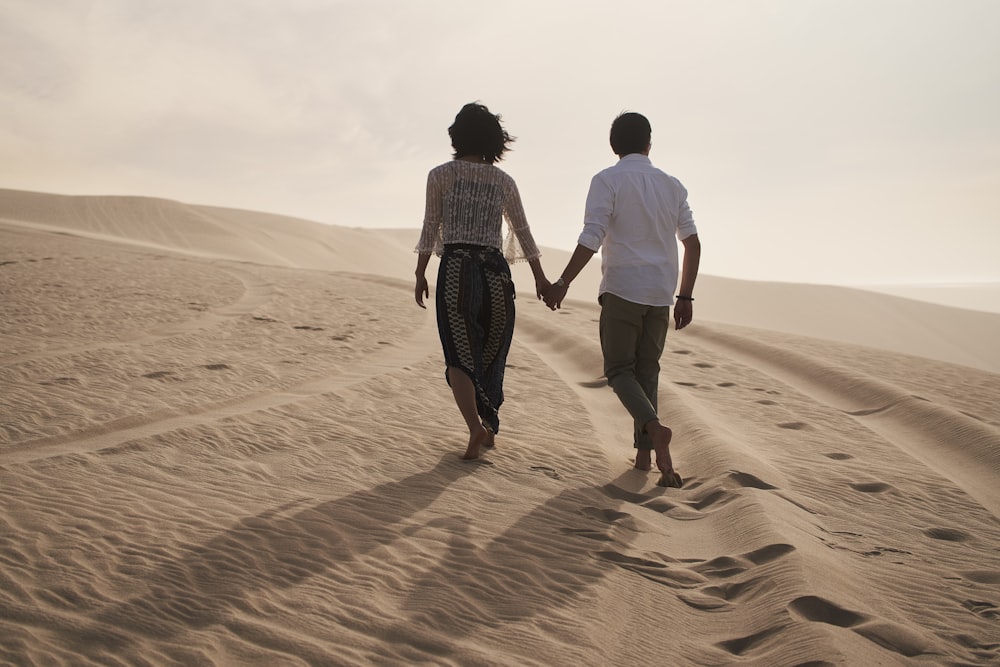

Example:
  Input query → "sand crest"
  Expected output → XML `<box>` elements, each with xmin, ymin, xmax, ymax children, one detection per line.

<box><xmin>2</xmin><ymin>189</ymin><xmax>999</xmax><ymax>666</ymax></box>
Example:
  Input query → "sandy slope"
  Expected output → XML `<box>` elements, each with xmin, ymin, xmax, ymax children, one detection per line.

<box><xmin>1</xmin><ymin>190</ymin><xmax>999</xmax><ymax>666</ymax></box>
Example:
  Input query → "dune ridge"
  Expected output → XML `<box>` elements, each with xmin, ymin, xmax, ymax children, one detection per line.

<box><xmin>5</xmin><ymin>187</ymin><xmax>1000</xmax><ymax>373</ymax></box>
<box><xmin>2</xmin><ymin>189</ymin><xmax>999</xmax><ymax>665</ymax></box>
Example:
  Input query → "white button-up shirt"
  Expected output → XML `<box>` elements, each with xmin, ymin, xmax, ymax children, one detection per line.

<box><xmin>577</xmin><ymin>154</ymin><xmax>697</xmax><ymax>307</ymax></box>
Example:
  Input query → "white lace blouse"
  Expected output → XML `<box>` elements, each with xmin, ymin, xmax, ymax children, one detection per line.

<box><xmin>414</xmin><ymin>160</ymin><xmax>541</xmax><ymax>263</ymax></box>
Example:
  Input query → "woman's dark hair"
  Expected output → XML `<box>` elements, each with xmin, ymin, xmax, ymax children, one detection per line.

<box><xmin>449</xmin><ymin>102</ymin><xmax>514</xmax><ymax>163</ymax></box>
<box><xmin>609</xmin><ymin>111</ymin><xmax>651</xmax><ymax>156</ymax></box>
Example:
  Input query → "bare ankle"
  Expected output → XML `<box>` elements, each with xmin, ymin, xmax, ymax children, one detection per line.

<box><xmin>461</xmin><ymin>426</ymin><xmax>488</xmax><ymax>460</ymax></box>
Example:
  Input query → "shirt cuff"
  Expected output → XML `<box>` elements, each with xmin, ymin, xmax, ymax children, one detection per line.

<box><xmin>577</xmin><ymin>230</ymin><xmax>603</xmax><ymax>252</ymax></box>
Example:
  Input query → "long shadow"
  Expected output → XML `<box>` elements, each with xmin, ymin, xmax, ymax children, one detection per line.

<box><xmin>64</xmin><ymin>455</ymin><xmax>472</xmax><ymax>658</ymax></box>
<box><xmin>384</xmin><ymin>477</ymin><xmax>644</xmax><ymax>659</ymax></box>
<box><xmin>59</xmin><ymin>462</ymin><xmax>644</xmax><ymax>664</ymax></box>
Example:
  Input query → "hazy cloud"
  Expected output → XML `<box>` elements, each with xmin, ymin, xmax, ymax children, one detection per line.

<box><xmin>2</xmin><ymin>0</ymin><xmax>998</xmax><ymax>283</ymax></box>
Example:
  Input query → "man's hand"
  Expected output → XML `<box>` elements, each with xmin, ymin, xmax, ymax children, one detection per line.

<box><xmin>674</xmin><ymin>299</ymin><xmax>693</xmax><ymax>329</ymax></box>
<box><xmin>414</xmin><ymin>276</ymin><xmax>429</xmax><ymax>308</ymax></box>
<box><xmin>544</xmin><ymin>283</ymin><xmax>568</xmax><ymax>310</ymax></box>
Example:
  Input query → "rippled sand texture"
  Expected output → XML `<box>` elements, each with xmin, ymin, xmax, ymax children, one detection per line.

<box><xmin>2</xmin><ymin>190</ymin><xmax>999</xmax><ymax>666</ymax></box>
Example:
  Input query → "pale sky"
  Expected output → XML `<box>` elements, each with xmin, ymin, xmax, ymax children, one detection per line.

<box><xmin>2</xmin><ymin>0</ymin><xmax>998</xmax><ymax>286</ymax></box>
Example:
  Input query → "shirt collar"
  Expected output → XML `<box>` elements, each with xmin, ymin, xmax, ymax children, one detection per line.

<box><xmin>617</xmin><ymin>153</ymin><xmax>651</xmax><ymax>165</ymax></box>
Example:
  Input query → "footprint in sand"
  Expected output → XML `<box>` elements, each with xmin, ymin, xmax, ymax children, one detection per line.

<box><xmin>777</xmin><ymin>421</ymin><xmax>809</xmax><ymax>430</ymax></box>
<box><xmin>961</xmin><ymin>600</ymin><xmax>999</xmax><ymax>619</ymax></box>
<box><xmin>39</xmin><ymin>376</ymin><xmax>81</xmax><ymax>386</ymax></box>
<box><xmin>862</xmin><ymin>546</ymin><xmax>912</xmax><ymax>558</ymax></box>
<box><xmin>789</xmin><ymin>595</ymin><xmax>866</xmax><ymax>627</ymax></box>
<box><xmin>202</xmin><ymin>363</ymin><xmax>230</xmax><ymax>371</ymax></box>
<box><xmin>726</xmin><ymin>471</ymin><xmax>778</xmax><ymax>491</ymax></box>
<box><xmin>686</xmin><ymin>488</ymin><xmax>737</xmax><ymax>511</ymax></box>
<box><xmin>849</xmin><ymin>481</ymin><xmax>893</xmax><ymax>493</ymax></box>
<box><xmin>924</xmin><ymin>527</ymin><xmax>972</xmax><ymax>542</ymax></box>
<box><xmin>677</xmin><ymin>544</ymin><xmax>796</xmax><ymax>612</ymax></box>
<box><xmin>716</xmin><ymin>626</ymin><xmax>788</xmax><ymax>657</ymax></box>
<box><xmin>788</xmin><ymin>596</ymin><xmax>933</xmax><ymax>658</ymax></box>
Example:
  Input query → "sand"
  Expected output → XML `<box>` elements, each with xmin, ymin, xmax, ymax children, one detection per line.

<box><xmin>1</xmin><ymin>188</ymin><xmax>998</xmax><ymax>666</ymax></box>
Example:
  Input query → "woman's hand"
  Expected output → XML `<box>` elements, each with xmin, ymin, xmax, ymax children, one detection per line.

<box><xmin>415</xmin><ymin>275</ymin><xmax>429</xmax><ymax>308</ymax></box>
<box><xmin>535</xmin><ymin>276</ymin><xmax>551</xmax><ymax>301</ymax></box>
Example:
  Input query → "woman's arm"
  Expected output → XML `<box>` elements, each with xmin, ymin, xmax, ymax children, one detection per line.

<box><xmin>414</xmin><ymin>253</ymin><xmax>432</xmax><ymax>308</ymax></box>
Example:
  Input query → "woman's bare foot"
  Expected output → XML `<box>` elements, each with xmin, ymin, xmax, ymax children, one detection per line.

<box><xmin>482</xmin><ymin>431</ymin><xmax>496</xmax><ymax>449</ymax></box>
<box><xmin>634</xmin><ymin>450</ymin><xmax>652</xmax><ymax>470</ymax></box>
<box><xmin>461</xmin><ymin>426</ymin><xmax>489</xmax><ymax>460</ymax></box>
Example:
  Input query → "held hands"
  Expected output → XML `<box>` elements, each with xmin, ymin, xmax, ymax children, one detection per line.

<box><xmin>533</xmin><ymin>272</ymin><xmax>567</xmax><ymax>310</ymax></box>
<box><xmin>543</xmin><ymin>282</ymin><xmax>568</xmax><ymax>310</ymax></box>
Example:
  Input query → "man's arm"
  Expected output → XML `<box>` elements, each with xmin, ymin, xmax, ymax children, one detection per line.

<box><xmin>674</xmin><ymin>233</ymin><xmax>701</xmax><ymax>329</ymax></box>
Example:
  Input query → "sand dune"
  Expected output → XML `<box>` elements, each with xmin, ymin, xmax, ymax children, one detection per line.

<box><xmin>1</xmin><ymin>189</ymin><xmax>999</xmax><ymax>665</ymax></box>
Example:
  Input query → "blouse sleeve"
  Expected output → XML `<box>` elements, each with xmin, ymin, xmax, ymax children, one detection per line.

<box><xmin>414</xmin><ymin>169</ymin><xmax>443</xmax><ymax>255</ymax></box>
<box><xmin>501</xmin><ymin>176</ymin><xmax>541</xmax><ymax>263</ymax></box>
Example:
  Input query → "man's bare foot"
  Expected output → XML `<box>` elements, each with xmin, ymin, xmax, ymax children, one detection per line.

<box><xmin>482</xmin><ymin>431</ymin><xmax>496</xmax><ymax>449</ymax></box>
<box><xmin>634</xmin><ymin>450</ymin><xmax>652</xmax><ymax>470</ymax></box>
<box><xmin>657</xmin><ymin>469</ymin><xmax>684</xmax><ymax>488</ymax></box>
<box><xmin>646</xmin><ymin>422</ymin><xmax>683</xmax><ymax>487</ymax></box>
<box><xmin>646</xmin><ymin>421</ymin><xmax>673</xmax><ymax>469</ymax></box>
<box><xmin>461</xmin><ymin>426</ymin><xmax>489</xmax><ymax>460</ymax></box>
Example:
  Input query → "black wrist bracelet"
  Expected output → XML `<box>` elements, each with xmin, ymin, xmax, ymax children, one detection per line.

<box><xmin>676</xmin><ymin>295</ymin><xmax>694</xmax><ymax>301</ymax></box>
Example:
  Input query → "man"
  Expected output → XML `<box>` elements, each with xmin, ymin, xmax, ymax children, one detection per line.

<box><xmin>544</xmin><ymin>111</ymin><xmax>701</xmax><ymax>488</ymax></box>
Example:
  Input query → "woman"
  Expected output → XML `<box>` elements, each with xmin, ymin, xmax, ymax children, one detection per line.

<box><xmin>414</xmin><ymin>102</ymin><xmax>549</xmax><ymax>460</ymax></box>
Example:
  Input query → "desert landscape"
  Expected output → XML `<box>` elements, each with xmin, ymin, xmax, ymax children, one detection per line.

<box><xmin>1</xmin><ymin>187</ymin><xmax>999</xmax><ymax>665</ymax></box>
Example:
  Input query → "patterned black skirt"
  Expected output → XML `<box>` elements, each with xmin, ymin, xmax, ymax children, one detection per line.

<box><xmin>436</xmin><ymin>244</ymin><xmax>516</xmax><ymax>434</ymax></box>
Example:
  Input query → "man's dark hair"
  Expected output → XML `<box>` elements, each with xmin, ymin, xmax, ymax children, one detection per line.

<box><xmin>609</xmin><ymin>111</ymin><xmax>651</xmax><ymax>156</ymax></box>
<box><xmin>448</xmin><ymin>102</ymin><xmax>514</xmax><ymax>164</ymax></box>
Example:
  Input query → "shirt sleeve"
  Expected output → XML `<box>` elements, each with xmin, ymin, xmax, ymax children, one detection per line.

<box><xmin>502</xmin><ymin>176</ymin><xmax>541</xmax><ymax>262</ymax></box>
<box><xmin>414</xmin><ymin>169</ymin><xmax>443</xmax><ymax>255</ymax></box>
<box><xmin>577</xmin><ymin>173</ymin><xmax>613</xmax><ymax>252</ymax></box>
<box><xmin>675</xmin><ymin>180</ymin><xmax>698</xmax><ymax>240</ymax></box>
